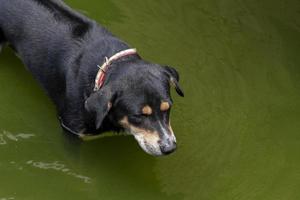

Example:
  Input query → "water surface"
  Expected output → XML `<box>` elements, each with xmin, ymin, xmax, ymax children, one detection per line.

<box><xmin>0</xmin><ymin>0</ymin><xmax>300</xmax><ymax>199</ymax></box>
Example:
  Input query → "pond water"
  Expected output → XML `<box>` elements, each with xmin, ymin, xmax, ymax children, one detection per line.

<box><xmin>0</xmin><ymin>0</ymin><xmax>300</xmax><ymax>199</ymax></box>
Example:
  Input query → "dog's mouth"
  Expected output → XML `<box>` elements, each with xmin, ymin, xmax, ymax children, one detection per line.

<box><xmin>120</xmin><ymin>117</ymin><xmax>177</xmax><ymax>156</ymax></box>
<box><xmin>131</xmin><ymin>130</ymin><xmax>177</xmax><ymax>156</ymax></box>
<box><xmin>133</xmin><ymin>133</ymin><xmax>163</xmax><ymax>156</ymax></box>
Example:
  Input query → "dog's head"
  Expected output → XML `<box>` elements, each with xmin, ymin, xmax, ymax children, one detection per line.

<box><xmin>85</xmin><ymin>63</ymin><xmax>184</xmax><ymax>156</ymax></box>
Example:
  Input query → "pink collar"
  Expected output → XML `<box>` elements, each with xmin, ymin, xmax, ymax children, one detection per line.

<box><xmin>94</xmin><ymin>48</ymin><xmax>137</xmax><ymax>91</ymax></box>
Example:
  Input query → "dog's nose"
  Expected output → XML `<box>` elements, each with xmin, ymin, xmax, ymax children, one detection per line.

<box><xmin>160</xmin><ymin>140</ymin><xmax>177</xmax><ymax>155</ymax></box>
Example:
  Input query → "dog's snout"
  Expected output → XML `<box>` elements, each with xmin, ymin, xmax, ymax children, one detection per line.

<box><xmin>159</xmin><ymin>139</ymin><xmax>177</xmax><ymax>155</ymax></box>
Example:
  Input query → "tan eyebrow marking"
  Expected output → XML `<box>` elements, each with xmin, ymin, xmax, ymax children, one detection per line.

<box><xmin>142</xmin><ymin>105</ymin><xmax>152</xmax><ymax>115</ymax></box>
<box><xmin>119</xmin><ymin>116</ymin><xmax>130</xmax><ymax>128</ymax></box>
<box><xmin>160</xmin><ymin>102</ymin><xmax>170</xmax><ymax>111</ymax></box>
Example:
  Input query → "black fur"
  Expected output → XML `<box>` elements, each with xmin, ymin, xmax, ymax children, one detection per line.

<box><xmin>0</xmin><ymin>0</ymin><xmax>184</xmax><ymax>136</ymax></box>
<box><xmin>0</xmin><ymin>28</ymin><xmax>5</xmax><ymax>52</ymax></box>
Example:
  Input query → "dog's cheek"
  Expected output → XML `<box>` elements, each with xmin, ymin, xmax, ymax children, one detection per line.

<box><xmin>119</xmin><ymin>116</ymin><xmax>130</xmax><ymax>130</ymax></box>
<box><xmin>108</xmin><ymin>111</ymin><xmax>124</xmax><ymax>128</ymax></box>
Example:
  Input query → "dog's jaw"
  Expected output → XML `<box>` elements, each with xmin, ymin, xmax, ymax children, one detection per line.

<box><xmin>119</xmin><ymin>117</ymin><xmax>163</xmax><ymax>156</ymax></box>
<box><xmin>133</xmin><ymin>133</ymin><xmax>163</xmax><ymax>156</ymax></box>
<box><xmin>119</xmin><ymin>116</ymin><xmax>177</xmax><ymax>156</ymax></box>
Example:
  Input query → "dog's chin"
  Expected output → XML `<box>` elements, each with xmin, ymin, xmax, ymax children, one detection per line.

<box><xmin>133</xmin><ymin>134</ymin><xmax>164</xmax><ymax>156</ymax></box>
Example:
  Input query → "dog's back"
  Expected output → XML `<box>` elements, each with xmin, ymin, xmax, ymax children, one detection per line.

<box><xmin>0</xmin><ymin>0</ymin><xmax>92</xmax><ymax>103</ymax></box>
<box><xmin>0</xmin><ymin>0</ymin><xmax>132</xmax><ymax>132</ymax></box>
<box><xmin>0</xmin><ymin>0</ymin><xmax>92</xmax><ymax>59</ymax></box>
<box><xmin>0</xmin><ymin>0</ymin><xmax>108</xmax><ymax>101</ymax></box>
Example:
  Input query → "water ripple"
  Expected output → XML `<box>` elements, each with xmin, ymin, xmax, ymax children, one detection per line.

<box><xmin>26</xmin><ymin>160</ymin><xmax>92</xmax><ymax>184</ymax></box>
<box><xmin>0</xmin><ymin>130</ymin><xmax>35</xmax><ymax>145</ymax></box>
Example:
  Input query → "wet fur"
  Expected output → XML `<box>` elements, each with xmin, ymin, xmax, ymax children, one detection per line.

<box><xmin>0</xmin><ymin>29</ymin><xmax>5</xmax><ymax>53</ymax></box>
<box><xmin>0</xmin><ymin>0</ymin><xmax>183</xmax><ymax>138</ymax></box>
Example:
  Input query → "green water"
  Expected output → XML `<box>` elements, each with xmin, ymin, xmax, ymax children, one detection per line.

<box><xmin>1</xmin><ymin>0</ymin><xmax>300</xmax><ymax>199</ymax></box>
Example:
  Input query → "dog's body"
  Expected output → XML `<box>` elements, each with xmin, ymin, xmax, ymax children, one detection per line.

<box><xmin>0</xmin><ymin>0</ymin><xmax>184</xmax><ymax>156</ymax></box>
<box><xmin>0</xmin><ymin>0</ymin><xmax>130</xmax><ymax>133</ymax></box>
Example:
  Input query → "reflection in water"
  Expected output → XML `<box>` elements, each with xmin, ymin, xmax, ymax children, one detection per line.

<box><xmin>26</xmin><ymin>160</ymin><xmax>92</xmax><ymax>184</ymax></box>
<box><xmin>0</xmin><ymin>130</ymin><xmax>35</xmax><ymax>145</ymax></box>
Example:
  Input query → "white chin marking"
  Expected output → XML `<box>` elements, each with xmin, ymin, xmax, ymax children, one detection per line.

<box><xmin>133</xmin><ymin>134</ymin><xmax>163</xmax><ymax>156</ymax></box>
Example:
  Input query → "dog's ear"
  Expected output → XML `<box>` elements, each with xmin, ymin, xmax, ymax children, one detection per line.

<box><xmin>164</xmin><ymin>66</ymin><xmax>184</xmax><ymax>97</ymax></box>
<box><xmin>85</xmin><ymin>87</ymin><xmax>113</xmax><ymax>129</ymax></box>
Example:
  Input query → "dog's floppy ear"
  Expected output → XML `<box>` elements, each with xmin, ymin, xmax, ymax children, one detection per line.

<box><xmin>85</xmin><ymin>87</ymin><xmax>113</xmax><ymax>129</ymax></box>
<box><xmin>164</xmin><ymin>66</ymin><xmax>184</xmax><ymax>97</ymax></box>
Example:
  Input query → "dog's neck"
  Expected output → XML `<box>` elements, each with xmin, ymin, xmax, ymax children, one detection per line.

<box><xmin>93</xmin><ymin>48</ymin><xmax>138</xmax><ymax>91</ymax></box>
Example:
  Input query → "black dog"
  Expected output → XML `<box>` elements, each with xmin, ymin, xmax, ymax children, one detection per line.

<box><xmin>0</xmin><ymin>0</ymin><xmax>184</xmax><ymax>156</ymax></box>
